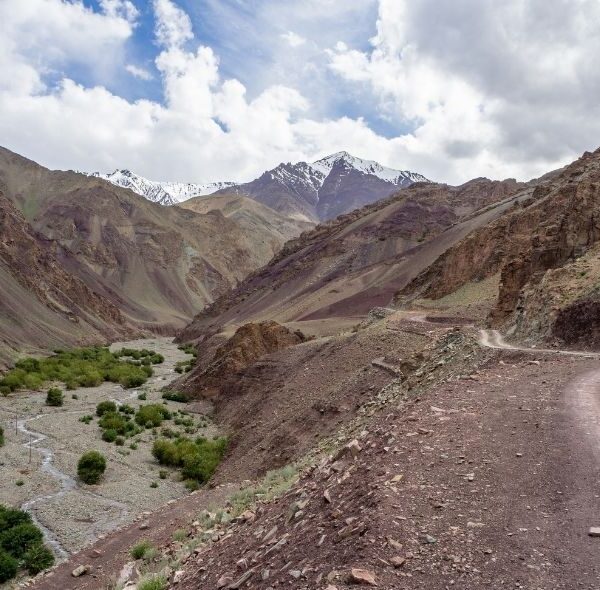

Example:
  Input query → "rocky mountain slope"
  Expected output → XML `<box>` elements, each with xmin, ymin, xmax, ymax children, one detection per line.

<box><xmin>89</xmin><ymin>169</ymin><xmax>235</xmax><ymax>206</ymax></box>
<box><xmin>177</xmin><ymin>177</ymin><xmax>523</xmax><ymax>343</ymax></box>
<box><xmin>179</xmin><ymin>193</ymin><xmax>313</xmax><ymax>255</ymax></box>
<box><xmin>0</xmin><ymin>190</ymin><xmax>134</xmax><ymax>367</ymax></box>
<box><xmin>0</xmin><ymin>147</ymin><xmax>306</xmax><ymax>337</ymax></box>
<box><xmin>396</xmin><ymin>148</ymin><xmax>600</xmax><ymax>344</ymax></box>
<box><xmin>209</xmin><ymin>151</ymin><xmax>429</xmax><ymax>222</ymax></box>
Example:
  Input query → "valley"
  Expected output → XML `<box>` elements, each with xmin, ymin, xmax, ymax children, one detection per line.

<box><xmin>3</xmin><ymin>147</ymin><xmax>600</xmax><ymax>589</ymax></box>
<box><xmin>0</xmin><ymin>338</ymin><xmax>218</xmax><ymax>561</ymax></box>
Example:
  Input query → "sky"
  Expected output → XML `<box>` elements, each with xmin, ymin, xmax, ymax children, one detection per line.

<box><xmin>1</xmin><ymin>0</ymin><xmax>600</xmax><ymax>185</ymax></box>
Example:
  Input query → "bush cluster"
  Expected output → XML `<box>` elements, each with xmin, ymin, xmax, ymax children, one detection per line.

<box><xmin>135</xmin><ymin>404</ymin><xmax>171</xmax><ymax>428</ymax></box>
<box><xmin>96</xmin><ymin>401</ymin><xmax>144</xmax><ymax>444</ymax></box>
<box><xmin>77</xmin><ymin>451</ymin><xmax>106</xmax><ymax>484</ymax></box>
<box><xmin>152</xmin><ymin>436</ymin><xmax>227</xmax><ymax>484</ymax></box>
<box><xmin>175</xmin><ymin>344</ymin><xmax>197</xmax><ymax>373</ymax></box>
<box><xmin>161</xmin><ymin>390</ymin><xmax>187</xmax><ymax>403</ymax></box>
<box><xmin>0</xmin><ymin>506</ymin><xmax>54</xmax><ymax>581</ymax></box>
<box><xmin>0</xmin><ymin>346</ymin><xmax>164</xmax><ymax>393</ymax></box>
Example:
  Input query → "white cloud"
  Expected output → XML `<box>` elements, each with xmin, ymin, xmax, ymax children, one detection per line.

<box><xmin>328</xmin><ymin>0</ymin><xmax>600</xmax><ymax>181</ymax></box>
<box><xmin>99</xmin><ymin>0</ymin><xmax>139</xmax><ymax>23</ymax></box>
<box><xmin>281</xmin><ymin>31</ymin><xmax>306</xmax><ymax>48</ymax></box>
<box><xmin>153</xmin><ymin>0</ymin><xmax>193</xmax><ymax>49</ymax></box>
<box><xmin>0</xmin><ymin>0</ymin><xmax>599</xmax><ymax>185</ymax></box>
<box><xmin>125</xmin><ymin>64</ymin><xmax>154</xmax><ymax>80</ymax></box>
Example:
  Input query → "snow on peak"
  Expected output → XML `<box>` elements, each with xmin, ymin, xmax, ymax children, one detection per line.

<box><xmin>89</xmin><ymin>170</ymin><xmax>236</xmax><ymax>205</ymax></box>
<box><xmin>311</xmin><ymin>152</ymin><xmax>429</xmax><ymax>185</ymax></box>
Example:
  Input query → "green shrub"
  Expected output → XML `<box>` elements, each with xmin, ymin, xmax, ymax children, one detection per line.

<box><xmin>162</xmin><ymin>391</ymin><xmax>187</xmax><ymax>403</ymax></box>
<box><xmin>96</xmin><ymin>401</ymin><xmax>117</xmax><ymax>417</ymax></box>
<box><xmin>15</xmin><ymin>480</ymin><xmax>24</xmax><ymax>487</ymax></box>
<box><xmin>23</xmin><ymin>543</ymin><xmax>55</xmax><ymax>574</ymax></box>
<box><xmin>77</xmin><ymin>451</ymin><xmax>106</xmax><ymax>484</ymax></box>
<box><xmin>115</xmin><ymin>436</ymin><xmax>125</xmax><ymax>446</ymax></box>
<box><xmin>0</xmin><ymin>523</ymin><xmax>43</xmax><ymax>558</ymax></box>
<box><xmin>0</xmin><ymin>426</ymin><xmax>3</xmax><ymax>447</ymax></box>
<box><xmin>79</xmin><ymin>415</ymin><xmax>93</xmax><ymax>424</ymax></box>
<box><xmin>71</xmin><ymin>394</ymin><xmax>78</xmax><ymax>399</ymax></box>
<box><xmin>184</xmin><ymin>479</ymin><xmax>199</xmax><ymax>492</ymax></box>
<box><xmin>150</xmin><ymin>481</ymin><xmax>158</xmax><ymax>488</ymax></box>
<box><xmin>102</xmin><ymin>429</ymin><xmax>117</xmax><ymax>443</ymax></box>
<box><xmin>152</xmin><ymin>436</ymin><xmax>227</xmax><ymax>484</ymax></box>
<box><xmin>0</xmin><ymin>386</ymin><xmax>10</xmax><ymax>396</ymax></box>
<box><xmin>0</xmin><ymin>507</ymin><xmax>32</xmax><ymax>530</ymax></box>
<box><xmin>98</xmin><ymin>412</ymin><xmax>129</xmax><ymax>434</ymax></box>
<box><xmin>119</xmin><ymin>404</ymin><xmax>135</xmax><ymax>415</ymax></box>
<box><xmin>135</xmin><ymin>404</ymin><xmax>171</xmax><ymax>428</ymax></box>
<box><xmin>45</xmin><ymin>387</ymin><xmax>64</xmax><ymax>407</ymax></box>
<box><xmin>0</xmin><ymin>550</ymin><xmax>18</xmax><ymax>583</ymax></box>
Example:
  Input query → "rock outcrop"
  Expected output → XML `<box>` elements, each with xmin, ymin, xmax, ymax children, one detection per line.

<box><xmin>176</xmin><ymin>321</ymin><xmax>306</xmax><ymax>398</ymax></box>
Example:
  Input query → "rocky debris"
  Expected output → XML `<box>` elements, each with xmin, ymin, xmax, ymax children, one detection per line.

<box><xmin>71</xmin><ymin>565</ymin><xmax>90</xmax><ymax>577</ymax></box>
<box><xmin>349</xmin><ymin>568</ymin><xmax>378</xmax><ymax>586</ymax></box>
<box><xmin>371</xmin><ymin>357</ymin><xmax>403</xmax><ymax>376</ymax></box>
<box><xmin>589</xmin><ymin>527</ymin><xmax>600</xmax><ymax>537</ymax></box>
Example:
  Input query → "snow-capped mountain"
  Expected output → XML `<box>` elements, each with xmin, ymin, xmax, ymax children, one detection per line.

<box><xmin>89</xmin><ymin>169</ymin><xmax>235</xmax><ymax>206</ymax></box>
<box><xmin>90</xmin><ymin>152</ymin><xmax>428</xmax><ymax>221</ymax></box>
<box><xmin>312</xmin><ymin>151</ymin><xmax>427</xmax><ymax>186</ymax></box>
<box><xmin>213</xmin><ymin>152</ymin><xmax>430</xmax><ymax>221</ymax></box>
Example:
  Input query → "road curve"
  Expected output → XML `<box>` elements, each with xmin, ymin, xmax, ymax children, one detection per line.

<box><xmin>478</xmin><ymin>328</ymin><xmax>600</xmax><ymax>358</ymax></box>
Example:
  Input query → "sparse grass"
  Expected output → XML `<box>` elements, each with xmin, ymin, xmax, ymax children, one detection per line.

<box><xmin>137</xmin><ymin>574</ymin><xmax>167</xmax><ymax>590</ymax></box>
<box><xmin>130</xmin><ymin>539</ymin><xmax>154</xmax><ymax>560</ymax></box>
<box><xmin>173</xmin><ymin>529</ymin><xmax>187</xmax><ymax>542</ymax></box>
<box><xmin>228</xmin><ymin>464</ymin><xmax>299</xmax><ymax>517</ymax></box>
<box><xmin>0</xmin><ymin>346</ymin><xmax>163</xmax><ymax>393</ymax></box>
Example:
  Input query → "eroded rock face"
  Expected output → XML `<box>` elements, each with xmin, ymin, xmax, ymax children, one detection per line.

<box><xmin>178</xmin><ymin>321</ymin><xmax>306</xmax><ymax>398</ymax></box>
<box><xmin>552</xmin><ymin>299</ymin><xmax>600</xmax><ymax>348</ymax></box>
<box><xmin>398</xmin><ymin>149</ymin><xmax>600</xmax><ymax>331</ymax></box>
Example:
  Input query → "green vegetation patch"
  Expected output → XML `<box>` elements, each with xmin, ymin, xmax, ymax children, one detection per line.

<box><xmin>0</xmin><ymin>506</ymin><xmax>54</xmax><ymax>581</ymax></box>
<box><xmin>152</xmin><ymin>436</ymin><xmax>227</xmax><ymax>485</ymax></box>
<box><xmin>0</xmin><ymin>346</ymin><xmax>164</xmax><ymax>394</ymax></box>
<box><xmin>135</xmin><ymin>404</ymin><xmax>171</xmax><ymax>428</ymax></box>
<box><xmin>161</xmin><ymin>390</ymin><xmax>187</xmax><ymax>403</ymax></box>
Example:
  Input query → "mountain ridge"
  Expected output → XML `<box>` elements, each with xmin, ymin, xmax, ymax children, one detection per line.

<box><xmin>88</xmin><ymin>152</ymin><xmax>429</xmax><ymax>221</ymax></box>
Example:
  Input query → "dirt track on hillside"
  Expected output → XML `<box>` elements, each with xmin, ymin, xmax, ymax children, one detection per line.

<box><xmin>179</xmin><ymin>346</ymin><xmax>600</xmax><ymax>589</ymax></box>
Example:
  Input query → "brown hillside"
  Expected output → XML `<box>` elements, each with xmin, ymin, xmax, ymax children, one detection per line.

<box><xmin>177</xmin><ymin>177</ymin><xmax>524</xmax><ymax>343</ymax></box>
<box><xmin>0</xmin><ymin>191</ymin><xmax>135</xmax><ymax>367</ymax></box>
<box><xmin>0</xmin><ymin>147</ymin><xmax>300</xmax><ymax>333</ymax></box>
